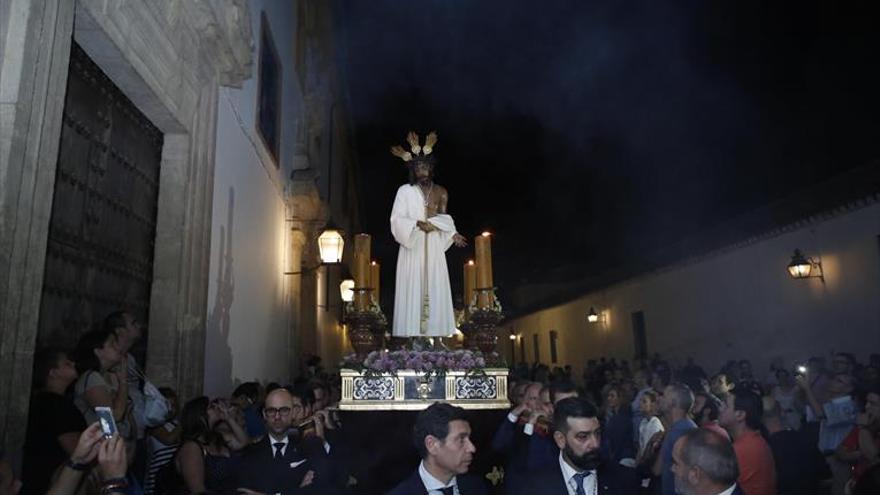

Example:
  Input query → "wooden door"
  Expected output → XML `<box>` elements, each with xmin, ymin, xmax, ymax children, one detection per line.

<box><xmin>37</xmin><ymin>42</ymin><xmax>163</xmax><ymax>365</ymax></box>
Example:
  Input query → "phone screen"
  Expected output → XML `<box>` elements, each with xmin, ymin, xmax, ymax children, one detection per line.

<box><xmin>95</xmin><ymin>406</ymin><xmax>118</xmax><ymax>438</ymax></box>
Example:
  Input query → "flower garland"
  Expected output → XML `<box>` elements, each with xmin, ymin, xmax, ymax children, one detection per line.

<box><xmin>341</xmin><ymin>349</ymin><xmax>505</xmax><ymax>380</ymax></box>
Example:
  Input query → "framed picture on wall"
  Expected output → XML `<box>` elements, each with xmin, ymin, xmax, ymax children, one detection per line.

<box><xmin>256</xmin><ymin>11</ymin><xmax>281</xmax><ymax>166</ymax></box>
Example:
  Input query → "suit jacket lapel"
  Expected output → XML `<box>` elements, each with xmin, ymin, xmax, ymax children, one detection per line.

<box><xmin>410</xmin><ymin>470</ymin><xmax>429</xmax><ymax>495</ymax></box>
<box><xmin>547</xmin><ymin>466</ymin><xmax>570</xmax><ymax>494</ymax></box>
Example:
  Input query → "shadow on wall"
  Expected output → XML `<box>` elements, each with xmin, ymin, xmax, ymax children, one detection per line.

<box><xmin>207</xmin><ymin>187</ymin><xmax>236</xmax><ymax>395</ymax></box>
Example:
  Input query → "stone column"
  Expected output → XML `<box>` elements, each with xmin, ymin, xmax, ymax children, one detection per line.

<box><xmin>145</xmin><ymin>80</ymin><xmax>220</xmax><ymax>401</ymax></box>
<box><xmin>0</xmin><ymin>0</ymin><xmax>76</xmax><ymax>461</ymax></box>
<box><xmin>288</xmin><ymin>228</ymin><xmax>307</xmax><ymax>381</ymax></box>
<box><xmin>300</xmin><ymin>224</ymin><xmax>320</xmax><ymax>361</ymax></box>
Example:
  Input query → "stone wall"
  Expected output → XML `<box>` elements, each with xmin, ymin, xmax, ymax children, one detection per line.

<box><xmin>205</xmin><ymin>0</ymin><xmax>361</xmax><ymax>394</ymax></box>
<box><xmin>0</xmin><ymin>0</ymin><xmax>252</xmax><ymax>461</ymax></box>
<box><xmin>503</xmin><ymin>199</ymin><xmax>880</xmax><ymax>382</ymax></box>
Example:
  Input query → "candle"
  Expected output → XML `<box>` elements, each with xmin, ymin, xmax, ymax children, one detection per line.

<box><xmin>370</xmin><ymin>260</ymin><xmax>380</xmax><ymax>305</ymax></box>
<box><xmin>353</xmin><ymin>234</ymin><xmax>371</xmax><ymax>310</ymax></box>
<box><xmin>463</xmin><ymin>260</ymin><xmax>476</xmax><ymax>308</ymax></box>
<box><xmin>474</xmin><ymin>232</ymin><xmax>494</xmax><ymax>308</ymax></box>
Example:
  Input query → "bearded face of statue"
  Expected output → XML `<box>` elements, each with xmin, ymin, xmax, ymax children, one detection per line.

<box><xmin>408</xmin><ymin>156</ymin><xmax>436</xmax><ymax>185</ymax></box>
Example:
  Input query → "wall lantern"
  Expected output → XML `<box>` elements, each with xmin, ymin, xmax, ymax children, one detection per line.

<box><xmin>509</xmin><ymin>333</ymin><xmax>517</xmax><ymax>341</ymax></box>
<box><xmin>339</xmin><ymin>278</ymin><xmax>355</xmax><ymax>303</ymax></box>
<box><xmin>285</xmin><ymin>226</ymin><xmax>345</xmax><ymax>276</ymax></box>
<box><xmin>587</xmin><ymin>307</ymin><xmax>600</xmax><ymax>323</ymax></box>
<box><xmin>787</xmin><ymin>249</ymin><xmax>824</xmax><ymax>282</ymax></box>
<box><xmin>318</xmin><ymin>227</ymin><xmax>345</xmax><ymax>264</ymax></box>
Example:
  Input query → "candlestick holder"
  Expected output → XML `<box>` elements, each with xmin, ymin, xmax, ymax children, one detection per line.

<box><xmin>463</xmin><ymin>287</ymin><xmax>503</xmax><ymax>353</ymax></box>
<box><xmin>346</xmin><ymin>288</ymin><xmax>389</xmax><ymax>355</ymax></box>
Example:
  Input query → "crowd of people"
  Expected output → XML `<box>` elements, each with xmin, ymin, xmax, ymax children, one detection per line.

<box><xmin>1</xmin><ymin>309</ymin><xmax>878</xmax><ymax>495</ymax></box>
<box><xmin>2</xmin><ymin>311</ymin><xmax>350</xmax><ymax>495</ymax></box>
<box><xmin>498</xmin><ymin>352</ymin><xmax>880</xmax><ymax>495</ymax></box>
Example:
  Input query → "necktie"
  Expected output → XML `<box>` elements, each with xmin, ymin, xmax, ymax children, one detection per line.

<box><xmin>439</xmin><ymin>487</ymin><xmax>454</xmax><ymax>495</ymax></box>
<box><xmin>273</xmin><ymin>442</ymin><xmax>285</xmax><ymax>460</ymax></box>
<box><xmin>573</xmin><ymin>471</ymin><xmax>590</xmax><ymax>495</ymax></box>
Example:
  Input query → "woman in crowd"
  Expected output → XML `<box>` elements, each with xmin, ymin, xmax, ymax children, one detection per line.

<box><xmin>171</xmin><ymin>396</ymin><xmax>249</xmax><ymax>494</ymax></box>
<box><xmin>72</xmin><ymin>329</ymin><xmax>135</xmax><ymax>462</ymax></box>
<box><xmin>635</xmin><ymin>390</ymin><xmax>664</xmax><ymax>492</ymax></box>
<box><xmin>772</xmin><ymin>368</ymin><xmax>804</xmax><ymax>431</ymax></box>
<box><xmin>836</xmin><ymin>386</ymin><xmax>880</xmax><ymax>491</ymax></box>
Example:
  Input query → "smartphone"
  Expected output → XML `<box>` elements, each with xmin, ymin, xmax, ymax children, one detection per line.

<box><xmin>95</xmin><ymin>406</ymin><xmax>118</xmax><ymax>438</ymax></box>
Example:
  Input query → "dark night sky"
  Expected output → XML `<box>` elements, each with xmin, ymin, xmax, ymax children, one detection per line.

<box><xmin>339</xmin><ymin>0</ymin><xmax>880</xmax><ymax>312</ymax></box>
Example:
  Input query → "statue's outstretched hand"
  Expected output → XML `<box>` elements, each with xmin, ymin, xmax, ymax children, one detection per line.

<box><xmin>453</xmin><ymin>233</ymin><xmax>468</xmax><ymax>247</ymax></box>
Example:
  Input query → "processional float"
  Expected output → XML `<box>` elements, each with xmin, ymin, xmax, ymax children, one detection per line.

<box><xmin>338</xmin><ymin>131</ymin><xmax>509</xmax><ymax>411</ymax></box>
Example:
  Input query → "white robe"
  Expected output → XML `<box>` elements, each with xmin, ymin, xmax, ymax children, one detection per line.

<box><xmin>390</xmin><ymin>184</ymin><xmax>457</xmax><ymax>337</ymax></box>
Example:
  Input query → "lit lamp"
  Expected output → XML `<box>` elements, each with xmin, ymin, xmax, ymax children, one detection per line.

<box><xmin>339</xmin><ymin>278</ymin><xmax>355</xmax><ymax>303</ymax></box>
<box><xmin>508</xmin><ymin>334</ymin><xmax>517</xmax><ymax>341</ymax></box>
<box><xmin>587</xmin><ymin>307</ymin><xmax>599</xmax><ymax>323</ymax></box>
<box><xmin>318</xmin><ymin>228</ymin><xmax>345</xmax><ymax>264</ymax></box>
<box><xmin>787</xmin><ymin>249</ymin><xmax>824</xmax><ymax>282</ymax></box>
<box><xmin>284</xmin><ymin>226</ymin><xmax>345</xmax><ymax>275</ymax></box>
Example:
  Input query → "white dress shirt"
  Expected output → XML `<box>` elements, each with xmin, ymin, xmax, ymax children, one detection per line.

<box><xmin>268</xmin><ymin>433</ymin><xmax>290</xmax><ymax>457</ymax></box>
<box><xmin>558</xmin><ymin>452</ymin><xmax>597</xmax><ymax>495</ymax></box>
<box><xmin>716</xmin><ymin>484</ymin><xmax>737</xmax><ymax>495</ymax></box>
<box><xmin>418</xmin><ymin>461</ymin><xmax>459</xmax><ymax>495</ymax></box>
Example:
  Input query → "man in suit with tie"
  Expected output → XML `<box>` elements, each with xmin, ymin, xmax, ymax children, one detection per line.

<box><xmin>671</xmin><ymin>428</ymin><xmax>744</xmax><ymax>495</ymax></box>
<box><xmin>236</xmin><ymin>387</ymin><xmax>334</xmax><ymax>494</ymax></box>
<box><xmin>387</xmin><ymin>402</ymin><xmax>488</xmax><ymax>495</ymax></box>
<box><xmin>507</xmin><ymin>397</ymin><xmax>638</xmax><ymax>495</ymax></box>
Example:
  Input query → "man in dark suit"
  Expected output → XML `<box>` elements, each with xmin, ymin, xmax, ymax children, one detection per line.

<box><xmin>236</xmin><ymin>387</ymin><xmax>334</xmax><ymax>494</ymax></box>
<box><xmin>387</xmin><ymin>402</ymin><xmax>488</xmax><ymax>495</ymax></box>
<box><xmin>671</xmin><ymin>428</ymin><xmax>745</xmax><ymax>495</ymax></box>
<box><xmin>507</xmin><ymin>397</ymin><xmax>638</xmax><ymax>495</ymax></box>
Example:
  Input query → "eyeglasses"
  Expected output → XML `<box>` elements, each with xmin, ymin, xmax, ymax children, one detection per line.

<box><xmin>264</xmin><ymin>407</ymin><xmax>292</xmax><ymax>417</ymax></box>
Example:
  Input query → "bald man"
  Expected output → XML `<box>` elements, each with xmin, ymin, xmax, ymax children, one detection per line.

<box><xmin>236</xmin><ymin>388</ymin><xmax>335</xmax><ymax>494</ymax></box>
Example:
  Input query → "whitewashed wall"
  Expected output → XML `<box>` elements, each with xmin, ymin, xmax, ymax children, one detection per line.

<box><xmin>504</xmin><ymin>201</ymin><xmax>880</xmax><ymax>381</ymax></box>
<box><xmin>205</xmin><ymin>0</ymin><xmax>302</xmax><ymax>396</ymax></box>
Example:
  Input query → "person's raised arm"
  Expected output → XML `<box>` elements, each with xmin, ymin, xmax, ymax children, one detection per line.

<box><xmin>83</xmin><ymin>370</ymin><xmax>128</xmax><ymax>421</ymax></box>
<box><xmin>796</xmin><ymin>374</ymin><xmax>825</xmax><ymax>420</ymax></box>
<box><xmin>96</xmin><ymin>435</ymin><xmax>128</xmax><ymax>495</ymax></box>
<box><xmin>178</xmin><ymin>441</ymin><xmax>207</xmax><ymax>494</ymax></box>
<box><xmin>218</xmin><ymin>403</ymin><xmax>250</xmax><ymax>449</ymax></box>
<box><xmin>149</xmin><ymin>421</ymin><xmax>181</xmax><ymax>445</ymax></box>
<box><xmin>47</xmin><ymin>422</ymin><xmax>104</xmax><ymax>495</ymax></box>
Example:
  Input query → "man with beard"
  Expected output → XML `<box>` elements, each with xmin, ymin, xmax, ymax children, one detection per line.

<box><xmin>507</xmin><ymin>397</ymin><xmax>637</xmax><ymax>495</ymax></box>
<box><xmin>387</xmin><ymin>402</ymin><xmax>486</xmax><ymax>495</ymax></box>
<box><xmin>671</xmin><ymin>428</ymin><xmax>743</xmax><ymax>495</ymax></box>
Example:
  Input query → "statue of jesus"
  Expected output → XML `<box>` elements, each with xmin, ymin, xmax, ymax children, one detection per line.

<box><xmin>389</xmin><ymin>131</ymin><xmax>467</xmax><ymax>338</ymax></box>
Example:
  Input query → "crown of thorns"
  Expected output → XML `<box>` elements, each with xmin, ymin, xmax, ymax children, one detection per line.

<box><xmin>390</xmin><ymin>131</ymin><xmax>437</xmax><ymax>163</ymax></box>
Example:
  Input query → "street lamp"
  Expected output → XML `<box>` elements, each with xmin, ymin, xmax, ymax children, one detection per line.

<box><xmin>284</xmin><ymin>226</ymin><xmax>345</xmax><ymax>276</ymax></box>
<box><xmin>318</xmin><ymin>228</ymin><xmax>345</xmax><ymax>264</ymax></box>
<box><xmin>787</xmin><ymin>249</ymin><xmax>824</xmax><ymax>282</ymax></box>
<box><xmin>587</xmin><ymin>307</ymin><xmax>599</xmax><ymax>323</ymax></box>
